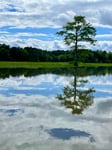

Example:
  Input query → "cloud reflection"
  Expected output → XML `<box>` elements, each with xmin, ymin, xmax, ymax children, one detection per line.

<box><xmin>48</xmin><ymin>128</ymin><xmax>95</xmax><ymax>142</ymax></box>
<box><xmin>0</xmin><ymin>74</ymin><xmax>70</xmax><ymax>96</ymax></box>
<box><xmin>0</xmin><ymin>108</ymin><xmax>24</xmax><ymax>116</ymax></box>
<box><xmin>0</xmin><ymin>72</ymin><xmax>112</xmax><ymax>149</ymax></box>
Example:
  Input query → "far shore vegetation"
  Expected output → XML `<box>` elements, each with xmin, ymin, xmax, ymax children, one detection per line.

<box><xmin>0</xmin><ymin>61</ymin><xmax>112</xmax><ymax>69</ymax></box>
<box><xmin>0</xmin><ymin>44</ymin><xmax>112</xmax><ymax>65</ymax></box>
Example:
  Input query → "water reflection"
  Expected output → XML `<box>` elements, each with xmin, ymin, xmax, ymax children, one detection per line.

<box><xmin>57</xmin><ymin>67</ymin><xmax>95</xmax><ymax>114</ymax></box>
<box><xmin>48</xmin><ymin>128</ymin><xmax>95</xmax><ymax>142</ymax></box>
<box><xmin>0</xmin><ymin>108</ymin><xmax>24</xmax><ymax>116</ymax></box>
<box><xmin>0</xmin><ymin>67</ymin><xmax>112</xmax><ymax>150</ymax></box>
<box><xmin>0</xmin><ymin>66</ymin><xmax>112</xmax><ymax>79</ymax></box>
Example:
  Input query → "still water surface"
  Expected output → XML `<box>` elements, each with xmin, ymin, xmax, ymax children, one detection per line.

<box><xmin>0</xmin><ymin>67</ymin><xmax>112</xmax><ymax>150</ymax></box>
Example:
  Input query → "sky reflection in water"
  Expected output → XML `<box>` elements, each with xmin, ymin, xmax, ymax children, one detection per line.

<box><xmin>0</xmin><ymin>68</ymin><xmax>112</xmax><ymax>150</ymax></box>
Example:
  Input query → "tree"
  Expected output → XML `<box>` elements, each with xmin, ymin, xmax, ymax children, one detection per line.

<box><xmin>57</xmin><ymin>16</ymin><xmax>96</xmax><ymax>66</ymax></box>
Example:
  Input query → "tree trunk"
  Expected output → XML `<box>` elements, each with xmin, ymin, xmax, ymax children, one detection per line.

<box><xmin>74</xmin><ymin>31</ymin><xmax>78</xmax><ymax>67</ymax></box>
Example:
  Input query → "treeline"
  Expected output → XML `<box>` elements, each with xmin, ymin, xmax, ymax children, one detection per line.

<box><xmin>0</xmin><ymin>44</ymin><xmax>112</xmax><ymax>63</ymax></box>
<box><xmin>0</xmin><ymin>44</ymin><xmax>72</xmax><ymax>62</ymax></box>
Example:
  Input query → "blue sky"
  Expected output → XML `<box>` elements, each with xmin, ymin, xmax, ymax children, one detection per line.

<box><xmin>0</xmin><ymin>0</ymin><xmax>112</xmax><ymax>51</ymax></box>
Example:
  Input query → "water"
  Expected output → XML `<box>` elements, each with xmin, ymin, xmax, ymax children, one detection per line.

<box><xmin>0</xmin><ymin>67</ymin><xmax>112</xmax><ymax>150</ymax></box>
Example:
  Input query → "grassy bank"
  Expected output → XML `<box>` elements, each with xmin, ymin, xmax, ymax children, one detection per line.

<box><xmin>0</xmin><ymin>61</ymin><xmax>112</xmax><ymax>68</ymax></box>
<box><xmin>79</xmin><ymin>63</ymin><xmax>112</xmax><ymax>67</ymax></box>
<box><xmin>0</xmin><ymin>61</ymin><xmax>72</xmax><ymax>68</ymax></box>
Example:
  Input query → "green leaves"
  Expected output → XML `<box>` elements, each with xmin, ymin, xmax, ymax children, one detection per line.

<box><xmin>56</xmin><ymin>15</ymin><xmax>96</xmax><ymax>65</ymax></box>
<box><xmin>57</xmin><ymin>16</ymin><xmax>96</xmax><ymax>45</ymax></box>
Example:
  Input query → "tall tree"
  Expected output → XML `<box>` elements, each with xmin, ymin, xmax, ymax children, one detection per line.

<box><xmin>57</xmin><ymin>16</ymin><xmax>96</xmax><ymax>66</ymax></box>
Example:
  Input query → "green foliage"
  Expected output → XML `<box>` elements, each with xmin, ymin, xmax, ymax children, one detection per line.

<box><xmin>57</xmin><ymin>16</ymin><xmax>96</xmax><ymax>65</ymax></box>
<box><xmin>57</xmin><ymin>16</ymin><xmax>96</xmax><ymax>45</ymax></box>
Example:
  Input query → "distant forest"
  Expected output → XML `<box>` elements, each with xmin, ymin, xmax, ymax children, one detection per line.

<box><xmin>0</xmin><ymin>44</ymin><xmax>112</xmax><ymax>63</ymax></box>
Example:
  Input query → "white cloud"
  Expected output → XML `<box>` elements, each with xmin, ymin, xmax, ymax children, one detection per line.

<box><xmin>95</xmin><ymin>41</ymin><xmax>112</xmax><ymax>51</ymax></box>
<box><xmin>96</xmin><ymin>34</ymin><xmax>112</xmax><ymax>39</ymax></box>
<box><xmin>99</xmin><ymin>9</ymin><xmax>112</xmax><ymax>27</ymax></box>
<box><xmin>0</xmin><ymin>36</ymin><xmax>67</xmax><ymax>50</ymax></box>
<box><xmin>0</xmin><ymin>0</ymin><xmax>112</xmax><ymax>50</ymax></box>
<box><xmin>0</xmin><ymin>0</ymin><xmax>112</xmax><ymax>28</ymax></box>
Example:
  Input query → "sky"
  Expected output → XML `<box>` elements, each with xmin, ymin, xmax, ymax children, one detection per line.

<box><xmin>0</xmin><ymin>0</ymin><xmax>112</xmax><ymax>51</ymax></box>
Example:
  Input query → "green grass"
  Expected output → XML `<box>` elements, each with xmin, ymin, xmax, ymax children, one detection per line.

<box><xmin>0</xmin><ymin>61</ymin><xmax>112</xmax><ymax>68</ymax></box>
<box><xmin>79</xmin><ymin>62</ymin><xmax>112</xmax><ymax>67</ymax></box>
<box><xmin>0</xmin><ymin>61</ymin><xmax>72</xmax><ymax>68</ymax></box>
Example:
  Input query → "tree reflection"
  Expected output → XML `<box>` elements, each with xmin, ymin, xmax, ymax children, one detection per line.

<box><xmin>57</xmin><ymin>67</ymin><xmax>95</xmax><ymax>114</ymax></box>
